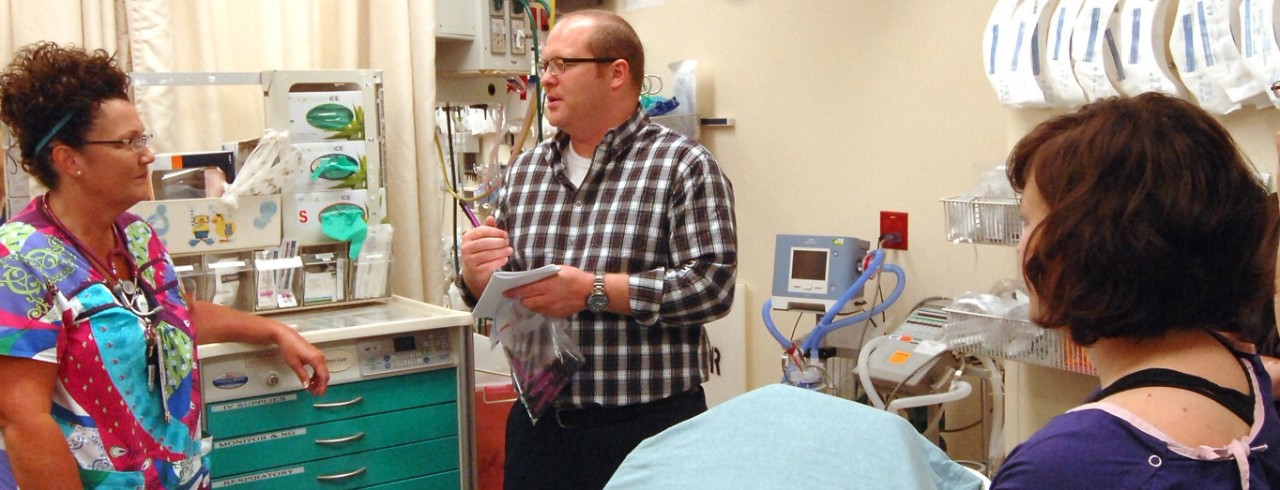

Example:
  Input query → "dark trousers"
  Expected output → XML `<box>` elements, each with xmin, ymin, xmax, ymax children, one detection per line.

<box><xmin>503</xmin><ymin>386</ymin><xmax>707</xmax><ymax>490</ymax></box>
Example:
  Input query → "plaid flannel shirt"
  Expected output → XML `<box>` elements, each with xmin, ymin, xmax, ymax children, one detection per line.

<box><xmin>493</xmin><ymin>109</ymin><xmax>737</xmax><ymax>408</ymax></box>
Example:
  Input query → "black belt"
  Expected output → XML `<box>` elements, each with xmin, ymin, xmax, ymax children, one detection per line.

<box><xmin>552</xmin><ymin>386</ymin><xmax>703</xmax><ymax>429</ymax></box>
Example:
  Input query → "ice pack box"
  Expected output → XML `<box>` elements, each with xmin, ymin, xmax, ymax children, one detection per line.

<box><xmin>283</xmin><ymin>188</ymin><xmax>378</xmax><ymax>246</ymax></box>
<box><xmin>288</xmin><ymin>90</ymin><xmax>365</xmax><ymax>143</ymax></box>
<box><xmin>290</xmin><ymin>141</ymin><xmax>368</xmax><ymax>192</ymax></box>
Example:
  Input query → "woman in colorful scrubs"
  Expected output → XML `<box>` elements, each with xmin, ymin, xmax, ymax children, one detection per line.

<box><xmin>990</xmin><ymin>93</ymin><xmax>1280</xmax><ymax>488</ymax></box>
<box><xmin>0</xmin><ymin>42</ymin><xmax>330</xmax><ymax>489</ymax></box>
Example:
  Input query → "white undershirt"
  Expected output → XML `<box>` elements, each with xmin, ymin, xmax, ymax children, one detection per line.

<box><xmin>563</xmin><ymin>147</ymin><xmax>592</xmax><ymax>187</ymax></box>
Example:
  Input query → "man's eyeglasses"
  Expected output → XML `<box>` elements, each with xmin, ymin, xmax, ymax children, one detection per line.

<box><xmin>83</xmin><ymin>133</ymin><xmax>153</xmax><ymax>152</ymax></box>
<box><xmin>538</xmin><ymin>57</ymin><xmax>620</xmax><ymax>76</ymax></box>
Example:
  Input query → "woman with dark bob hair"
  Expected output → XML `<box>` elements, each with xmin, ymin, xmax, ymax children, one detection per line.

<box><xmin>990</xmin><ymin>93</ymin><xmax>1280</xmax><ymax>489</ymax></box>
<box><xmin>0</xmin><ymin>42</ymin><xmax>329</xmax><ymax>489</ymax></box>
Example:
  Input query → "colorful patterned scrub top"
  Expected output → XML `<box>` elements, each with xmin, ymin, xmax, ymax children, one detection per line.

<box><xmin>0</xmin><ymin>197</ymin><xmax>206</xmax><ymax>489</ymax></box>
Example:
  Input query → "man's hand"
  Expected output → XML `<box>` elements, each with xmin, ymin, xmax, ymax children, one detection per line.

<box><xmin>506</xmin><ymin>266</ymin><xmax>594</xmax><ymax>318</ymax></box>
<box><xmin>459</xmin><ymin>215</ymin><xmax>512</xmax><ymax>297</ymax></box>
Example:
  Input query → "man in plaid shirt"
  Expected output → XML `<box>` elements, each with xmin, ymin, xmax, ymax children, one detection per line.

<box><xmin>457</xmin><ymin>9</ymin><xmax>736</xmax><ymax>490</ymax></box>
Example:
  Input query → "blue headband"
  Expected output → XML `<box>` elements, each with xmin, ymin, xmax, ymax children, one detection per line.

<box><xmin>33</xmin><ymin>112</ymin><xmax>75</xmax><ymax>156</ymax></box>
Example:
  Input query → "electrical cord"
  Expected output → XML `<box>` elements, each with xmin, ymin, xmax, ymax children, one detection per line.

<box><xmin>513</xmin><ymin>0</ymin><xmax>547</xmax><ymax>143</ymax></box>
<box><xmin>939</xmin><ymin>356</ymin><xmax>989</xmax><ymax>433</ymax></box>
<box><xmin>787</xmin><ymin>311</ymin><xmax>804</xmax><ymax>344</ymax></box>
<box><xmin>435</xmin><ymin>113</ymin><xmax>504</xmax><ymax>202</ymax></box>
<box><xmin>940</xmin><ymin>416</ymin><xmax>984</xmax><ymax>434</ymax></box>
<box><xmin>883</xmin><ymin>352</ymin><xmax>953</xmax><ymax>407</ymax></box>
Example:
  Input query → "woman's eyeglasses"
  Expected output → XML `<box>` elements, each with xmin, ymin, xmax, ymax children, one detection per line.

<box><xmin>84</xmin><ymin>133</ymin><xmax>153</xmax><ymax>153</ymax></box>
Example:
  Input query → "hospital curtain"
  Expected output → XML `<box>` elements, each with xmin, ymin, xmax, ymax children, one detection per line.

<box><xmin>122</xmin><ymin>0</ymin><xmax>443</xmax><ymax>303</ymax></box>
<box><xmin>0</xmin><ymin>0</ymin><xmax>122</xmax><ymax>57</ymax></box>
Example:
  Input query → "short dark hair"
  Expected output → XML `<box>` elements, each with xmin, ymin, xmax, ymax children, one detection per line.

<box><xmin>1007</xmin><ymin>92</ymin><xmax>1274</xmax><ymax>346</ymax></box>
<box><xmin>0</xmin><ymin>42</ymin><xmax>130</xmax><ymax>189</ymax></box>
<box><xmin>561</xmin><ymin>9</ymin><xmax>645</xmax><ymax>90</ymax></box>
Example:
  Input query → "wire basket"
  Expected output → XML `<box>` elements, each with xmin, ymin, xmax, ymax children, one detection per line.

<box><xmin>943</xmin><ymin>308</ymin><xmax>1095</xmax><ymax>375</ymax></box>
<box><xmin>941</xmin><ymin>195</ymin><xmax>1021</xmax><ymax>246</ymax></box>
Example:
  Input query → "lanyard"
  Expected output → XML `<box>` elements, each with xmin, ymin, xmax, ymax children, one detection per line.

<box><xmin>39</xmin><ymin>194</ymin><xmax>165</xmax><ymax>393</ymax></box>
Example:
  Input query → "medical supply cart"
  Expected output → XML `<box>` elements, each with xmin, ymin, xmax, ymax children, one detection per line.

<box><xmin>200</xmin><ymin>297</ymin><xmax>475</xmax><ymax>489</ymax></box>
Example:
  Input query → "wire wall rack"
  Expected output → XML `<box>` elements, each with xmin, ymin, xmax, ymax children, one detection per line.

<box><xmin>943</xmin><ymin>309</ymin><xmax>1095</xmax><ymax>376</ymax></box>
<box><xmin>940</xmin><ymin>195</ymin><xmax>1021</xmax><ymax>246</ymax></box>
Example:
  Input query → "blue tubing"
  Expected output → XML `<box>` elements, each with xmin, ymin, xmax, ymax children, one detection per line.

<box><xmin>817</xmin><ymin>250</ymin><xmax>885</xmax><ymax>328</ymax></box>
<box><xmin>762</xmin><ymin>298</ymin><xmax>794</xmax><ymax>349</ymax></box>
<box><xmin>801</xmin><ymin>263</ymin><xmax>906</xmax><ymax>355</ymax></box>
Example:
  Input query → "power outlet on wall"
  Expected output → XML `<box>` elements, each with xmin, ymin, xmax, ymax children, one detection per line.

<box><xmin>880</xmin><ymin>211</ymin><xmax>908</xmax><ymax>250</ymax></box>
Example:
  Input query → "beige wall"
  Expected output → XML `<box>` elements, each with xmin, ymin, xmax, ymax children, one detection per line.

<box><xmin>617</xmin><ymin>0</ymin><xmax>1016</xmax><ymax>384</ymax></box>
<box><xmin>608</xmin><ymin>0</ymin><xmax>1280</xmax><ymax>454</ymax></box>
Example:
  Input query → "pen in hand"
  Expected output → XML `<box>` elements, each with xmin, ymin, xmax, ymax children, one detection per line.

<box><xmin>459</xmin><ymin>200</ymin><xmax>481</xmax><ymax>228</ymax></box>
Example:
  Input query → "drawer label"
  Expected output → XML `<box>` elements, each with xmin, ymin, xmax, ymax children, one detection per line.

<box><xmin>210</xmin><ymin>372</ymin><xmax>249</xmax><ymax>390</ymax></box>
<box><xmin>214</xmin><ymin>428</ymin><xmax>308</xmax><ymax>449</ymax></box>
<box><xmin>210</xmin><ymin>394</ymin><xmax>298</xmax><ymax>412</ymax></box>
<box><xmin>213</xmin><ymin>466</ymin><xmax>304</xmax><ymax>487</ymax></box>
<box><xmin>323</xmin><ymin>347</ymin><xmax>356</xmax><ymax>373</ymax></box>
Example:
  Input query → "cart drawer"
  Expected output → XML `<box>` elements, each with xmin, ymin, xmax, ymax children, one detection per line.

<box><xmin>362</xmin><ymin>470</ymin><xmax>461</xmax><ymax>490</ymax></box>
<box><xmin>210</xmin><ymin>437</ymin><xmax>459</xmax><ymax>489</ymax></box>
<box><xmin>206</xmin><ymin>368</ymin><xmax>457</xmax><ymax>437</ymax></box>
<box><xmin>211</xmin><ymin>402</ymin><xmax>458</xmax><ymax>477</ymax></box>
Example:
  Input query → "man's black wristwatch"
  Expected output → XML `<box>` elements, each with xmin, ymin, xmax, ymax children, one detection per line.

<box><xmin>586</xmin><ymin>272</ymin><xmax>608</xmax><ymax>313</ymax></box>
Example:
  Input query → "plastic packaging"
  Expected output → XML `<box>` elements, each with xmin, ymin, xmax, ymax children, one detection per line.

<box><xmin>489</xmin><ymin>302</ymin><xmax>584</xmax><ymax>423</ymax></box>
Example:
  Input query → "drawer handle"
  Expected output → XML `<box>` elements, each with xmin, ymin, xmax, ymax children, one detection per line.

<box><xmin>316</xmin><ymin>466</ymin><xmax>367</xmax><ymax>481</ymax></box>
<box><xmin>314</xmin><ymin>431</ymin><xmax>366</xmax><ymax>445</ymax></box>
<box><xmin>313</xmin><ymin>396</ymin><xmax>364</xmax><ymax>409</ymax></box>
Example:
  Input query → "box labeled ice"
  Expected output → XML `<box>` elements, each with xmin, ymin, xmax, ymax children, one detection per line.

<box><xmin>288</xmin><ymin>91</ymin><xmax>365</xmax><ymax>143</ymax></box>
<box><xmin>290</xmin><ymin>141</ymin><xmax>367</xmax><ymax>192</ymax></box>
<box><xmin>284</xmin><ymin>188</ymin><xmax>375</xmax><ymax>246</ymax></box>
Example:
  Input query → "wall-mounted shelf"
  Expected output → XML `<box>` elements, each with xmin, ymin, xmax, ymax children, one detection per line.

<box><xmin>944</xmin><ymin>309</ymin><xmax>1095</xmax><ymax>376</ymax></box>
<box><xmin>940</xmin><ymin>195</ymin><xmax>1020</xmax><ymax>246</ymax></box>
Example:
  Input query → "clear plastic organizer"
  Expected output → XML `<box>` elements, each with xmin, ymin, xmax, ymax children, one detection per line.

<box><xmin>943</xmin><ymin>308</ymin><xmax>1095</xmax><ymax>375</ymax></box>
<box><xmin>253</xmin><ymin>243</ymin><xmax>368</xmax><ymax>312</ymax></box>
<box><xmin>172</xmin><ymin>252</ymin><xmax>257</xmax><ymax>311</ymax></box>
<box><xmin>170</xmin><ymin>242</ymin><xmax>391</xmax><ymax>314</ymax></box>
<box><xmin>349</xmin><ymin>252</ymin><xmax>393</xmax><ymax>301</ymax></box>
<box><xmin>940</xmin><ymin>195</ymin><xmax>1021</xmax><ymax>246</ymax></box>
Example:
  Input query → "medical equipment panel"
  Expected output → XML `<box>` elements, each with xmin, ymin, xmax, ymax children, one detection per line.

<box><xmin>199</xmin><ymin>297</ymin><xmax>474</xmax><ymax>489</ymax></box>
<box><xmin>436</xmin><ymin>0</ymin><xmax>544</xmax><ymax>75</ymax></box>
<box><xmin>771</xmin><ymin>234</ymin><xmax>869</xmax><ymax>314</ymax></box>
<box><xmin>865</xmin><ymin>305</ymin><xmax>957</xmax><ymax>396</ymax></box>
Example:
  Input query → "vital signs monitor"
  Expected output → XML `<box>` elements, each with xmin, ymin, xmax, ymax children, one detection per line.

<box><xmin>771</xmin><ymin>234</ymin><xmax>870</xmax><ymax>314</ymax></box>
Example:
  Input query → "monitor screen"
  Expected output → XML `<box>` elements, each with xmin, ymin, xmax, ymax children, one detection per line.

<box><xmin>393</xmin><ymin>335</ymin><xmax>417</xmax><ymax>353</ymax></box>
<box><xmin>791</xmin><ymin>249</ymin><xmax>828</xmax><ymax>281</ymax></box>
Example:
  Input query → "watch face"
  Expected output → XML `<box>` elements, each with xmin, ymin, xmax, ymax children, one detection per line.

<box><xmin>588</xmin><ymin>293</ymin><xmax>608</xmax><ymax>312</ymax></box>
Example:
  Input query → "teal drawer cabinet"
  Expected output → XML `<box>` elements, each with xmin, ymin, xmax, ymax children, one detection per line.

<box><xmin>199</xmin><ymin>299</ymin><xmax>476</xmax><ymax>489</ymax></box>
